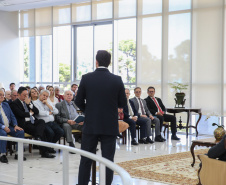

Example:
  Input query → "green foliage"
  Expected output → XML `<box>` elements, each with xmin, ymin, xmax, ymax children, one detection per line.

<box><xmin>24</xmin><ymin>43</ymin><xmax>29</xmax><ymax>80</ymax></box>
<box><xmin>59</xmin><ymin>63</ymin><xmax>70</xmax><ymax>82</ymax></box>
<box><xmin>118</xmin><ymin>40</ymin><xmax>136</xmax><ymax>83</ymax></box>
<box><xmin>170</xmin><ymin>82</ymin><xmax>188</xmax><ymax>93</ymax></box>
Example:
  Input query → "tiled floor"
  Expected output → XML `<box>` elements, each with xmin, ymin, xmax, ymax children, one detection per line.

<box><xmin>0</xmin><ymin>133</ymin><xmax>212</xmax><ymax>185</ymax></box>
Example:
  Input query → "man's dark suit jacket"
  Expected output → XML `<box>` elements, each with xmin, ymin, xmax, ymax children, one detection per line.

<box><xmin>75</xmin><ymin>68</ymin><xmax>127</xmax><ymax>136</ymax></box>
<box><xmin>145</xmin><ymin>96</ymin><xmax>166</xmax><ymax>115</ymax></box>
<box><xmin>10</xmin><ymin>99</ymin><xmax>39</xmax><ymax>128</ymax></box>
<box><xmin>123</xmin><ymin>100</ymin><xmax>138</xmax><ymax>119</ymax></box>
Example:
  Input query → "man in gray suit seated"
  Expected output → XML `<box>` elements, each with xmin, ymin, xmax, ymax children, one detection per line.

<box><xmin>130</xmin><ymin>87</ymin><xmax>165</xmax><ymax>142</ymax></box>
<box><xmin>55</xmin><ymin>90</ymin><xmax>83</xmax><ymax>148</ymax></box>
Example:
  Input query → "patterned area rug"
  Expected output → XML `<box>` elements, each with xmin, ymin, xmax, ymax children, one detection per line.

<box><xmin>117</xmin><ymin>149</ymin><xmax>208</xmax><ymax>185</ymax></box>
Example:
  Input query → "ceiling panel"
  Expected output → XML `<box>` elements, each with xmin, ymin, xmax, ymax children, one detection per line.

<box><xmin>0</xmin><ymin>0</ymin><xmax>87</xmax><ymax>11</ymax></box>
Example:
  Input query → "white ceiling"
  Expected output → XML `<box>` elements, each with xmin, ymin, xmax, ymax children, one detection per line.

<box><xmin>0</xmin><ymin>0</ymin><xmax>87</xmax><ymax>11</ymax></box>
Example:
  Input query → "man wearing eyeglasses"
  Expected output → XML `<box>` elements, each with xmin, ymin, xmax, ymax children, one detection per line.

<box><xmin>145</xmin><ymin>86</ymin><xmax>180</xmax><ymax>140</ymax></box>
<box><xmin>130</xmin><ymin>87</ymin><xmax>165</xmax><ymax>142</ymax></box>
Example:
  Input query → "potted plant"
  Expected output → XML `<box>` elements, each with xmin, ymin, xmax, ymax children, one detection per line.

<box><xmin>170</xmin><ymin>82</ymin><xmax>188</xmax><ymax>108</ymax></box>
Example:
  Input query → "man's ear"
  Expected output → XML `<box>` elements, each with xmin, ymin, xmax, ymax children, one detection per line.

<box><xmin>96</xmin><ymin>60</ymin><xmax>99</xmax><ymax>68</ymax></box>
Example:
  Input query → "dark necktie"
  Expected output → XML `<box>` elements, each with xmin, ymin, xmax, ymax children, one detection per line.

<box><xmin>138</xmin><ymin>98</ymin><xmax>145</xmax><ymax>115</ymax></box>
<box><xmin>23</xmin><ymin>102</ymin><xmax>34</xmax><ymax>124</ymax></box>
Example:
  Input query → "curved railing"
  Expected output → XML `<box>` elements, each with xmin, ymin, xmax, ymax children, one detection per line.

<box><xmin>0</xmin><ymin>136</ymin><xmax>132</xmax><ymax>185</ymax></box>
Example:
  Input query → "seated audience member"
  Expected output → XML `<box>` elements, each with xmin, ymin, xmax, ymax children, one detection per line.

<box><xmin>123</xmin><ymin>89</ymin><xmax>148</xmax><ymax>145</ymax></box>
<box><xmin>0</xmin><ymin>88</ymin><xmax>5</xmax><ymax>92</ymax></box>
<box><xmin>29</xmin><ymin>88</ymin><xmax>39</xmax><ymax>102</ymax></box>
<box><xmin>9</xmin><ymin>83</ymin><xmax>15</xmax><ymax>91</ymax></box>
<box><xmin>4</xmin><ymin>90</ymin><xmax>11</xmax><ymax>102</ymax></box>
<box><xmin>71</xmin><ymin>84</ymin><xmax>78</xmax><ymax>101</ymax></box>
<box><xmin>48</xmin><ymin>86</ymin><xmax>58</xmax><ymax>106</ymax></box>
<box><xmin>33</xmin><ymin>90</ymin><xmax>64</xmax><ymax>153</ymax></box>
<box><xmin>55</xmin><ymin>86</ymin><xmax>64</xmax><ymax>102</ymax></box>
<box><xmin>38</xmin><ymin>85</ymin><xmax>45</xmax><ymax>93</ymax></box>
<box><xmin>0</xmin><ymin>89</ymin><xmax>25</xmax><ymax>163</ymax></box>
<box><xmin>55</xmin><ymin>90</ymin><xmax>83</xmax><ymax>148</ymax></box>
<box><xmin>10</xmin><ymin>87</ymin><xmax>55</xmax><ymax>158</ymax></box>
<box><xmin>46</xmin><ymin>85</ymin><xmax>50</xmax><ymax>90</ymax></box>
<box><xmin>145</xmin><ymin>86</ymin><xmax>180</xmax><ymax>140</ymax></box>
<box><xmin>130</xmin><ymin>87</ymin><xmax>165</xmax><ymax>142</ymax></box>
<box><xmin>25</xmin><ymin>86</ymin><xmax>30</xmax><ymax>91</ymax></box>
<box><xmin>208</xmin><ymin>135</ymin><xmax>226</xmax><ymax>161</ymax></box>
<box><xmin>7</xmin><ymin>90</ymin><xmax>18</xmax><ymax>105</ymax></box>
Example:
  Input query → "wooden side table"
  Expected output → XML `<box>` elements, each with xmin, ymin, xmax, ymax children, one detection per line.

<box><xmin>166</xmin><ymin>108</ymin><xmax>202</xmax><ymax>137</ymax></box>
<box><xmin>190</xmin><ymin>138</ymin><xmax>219</xmax><ymax>167</ymax></box>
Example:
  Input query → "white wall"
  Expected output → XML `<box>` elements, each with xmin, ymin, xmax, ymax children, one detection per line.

<box><xmin>0</xmin><ymin>11</ymin><xmax>19</xmax><ymax>90</ymax></box>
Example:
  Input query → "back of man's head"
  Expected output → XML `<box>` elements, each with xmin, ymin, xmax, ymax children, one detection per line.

<box><xmin>96</xmin><ymin>50</ymin><xmax>111</xmax><ymax>68</ymax></box>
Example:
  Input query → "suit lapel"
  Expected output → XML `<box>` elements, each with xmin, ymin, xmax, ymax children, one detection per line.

<box><xmin>133</xmin><ymin>97</ymin><xmax>139</xmax><ymax>111</ymax></box>
<box><xmin>62</xmin><ymin>101</ymin><xmax>70</xmax><ymax>119</ymax></box>
<box><xmin>16</xmin><ymin>99</ymin><xmax>25</xmax><ymax>111</ymax></box>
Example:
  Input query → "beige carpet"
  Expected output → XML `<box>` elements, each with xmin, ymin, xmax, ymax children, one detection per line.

<box><xmin>117</xmin><ymin>149</ymin><xmax>209</xmax><ymax>185</ymax></box>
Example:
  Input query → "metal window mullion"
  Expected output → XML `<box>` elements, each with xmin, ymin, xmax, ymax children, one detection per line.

<box><xmin>51</xmin><ymin>6</ymin><xmax>54</xmax><ymax>86</ymax></box>
<box><xmin>93</xmin><ymin>25</ymin><xmax>95</xmax><ymax>71</ymax></box>
<box><xmin>189</xmin><ymin>0</ymin><xmax>193</xmax><ymax>134</ymax></box>
<box><xmin>34</xmin><ymin>9</ymin><xmax>37</xmax><ymax>86</ymax></box>
<box><xmin>161</xmin><ymin>0</ymin><xmax>169</xmax><ymax>100</ymax></box>
<box><xmin>221</xmin><ymin>0</ymin><xmax>225</xmax><ymax>125</ymax></box>
<box><xmin>135</xmin><ymin>0</ymin><xmax>138</xmax><ymax>87</ymax></box>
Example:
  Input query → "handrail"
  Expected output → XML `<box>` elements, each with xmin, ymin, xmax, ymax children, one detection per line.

<box><xmin>0</xmin><ymin>136</ymin><xmax>132</xmax><ymax>185</ymax></box>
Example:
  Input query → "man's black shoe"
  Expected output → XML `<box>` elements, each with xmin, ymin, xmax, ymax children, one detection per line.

<box><xmin>171</xmin><ymin>135</ymin><xmax>180</xmax><ymax>140</ymax></box>
<box><xmin>0</xmin><ymin>155</ymin><xmax>8</xmax><ymax>163</ymax></box>
<box><xmin>160</xmin><ymin>135</ymin><xmax>166</xmax><ymax>141</ymax></box>
<box><xmin>48</xmin><ymin>148</ymin><xmax>56</xmax><ymax>154</ymax></box>
<box><xmin>155</xmin><ymin>135</ymin><xmax>164</xmax><ymax>142</ymax></box>
<box><xmin>146</xmin><ymin>137</ymin><xmax>154</xmax><ymax>144</ymax></box>
<box><xmin>69</xmin><ymin>142</ymin><xmax>75</xmax><ymax>147</ymax></box>
<box><xmin>41</xmin><ymin>152</ymin><xmax>55</xmax><ymax>158</ymax></box>
<box><xmin>131</xmin><ymin>139</ymin><xmax>139</xmax><ymax>145</ymax></box>
<box><xmin>35</xmin><ymin>137</ymin><xmax>42</xmax><ymax>141</ymax></box>
<box><xmin>139</xmin><ymin>138</ymin><xmax>149</xmax><ymax>144</ymax></box>
<box><xmin>14</xmin><ymin>154</ymin><xmax>26</xmax><ymax>161</ymax></box>
<box><xmin>69</xmin><ymin>152</ymin><xmax>76</xmax><ymax>154</ymax></box>
<box><xmin>117</xmin><ymin>134</ymin><xmax>123</xmax><ymax>138</ymax></box>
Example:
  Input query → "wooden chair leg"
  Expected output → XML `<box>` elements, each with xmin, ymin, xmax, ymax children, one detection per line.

<box><xmin>122</xmin><ymin>130</ymin><xmax>127</xmax><ymax>144</ymax></box>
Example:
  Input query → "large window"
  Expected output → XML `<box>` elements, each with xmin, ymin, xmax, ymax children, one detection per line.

<box><xmin>53</xmin><ymin>26</ymin><xmax>71</xmax><ymax>84</ymax></box>
<box><xmin>20</xmin><ymin>0</ymin><xmax>226</xmax><ymax>136</ymax></box>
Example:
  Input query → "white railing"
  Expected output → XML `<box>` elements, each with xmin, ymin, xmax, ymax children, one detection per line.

<box><xmin>0</xmin><ymin>136</ymin><xmax>132</xmax><ymax>185</ymax></box>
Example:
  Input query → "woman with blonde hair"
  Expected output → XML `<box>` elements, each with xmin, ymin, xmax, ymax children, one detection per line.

<box><xmin>47</xmin><ymin>86</ymin><xmax>58</xmax><ymax>106</ymax></box>
<box><xmin>29</xmin><ymin>87</ymin><xmax>39</xmax><ymax>102</ymax></box>
<box><xmin>54</xmin><ymin>86</ymin><xmax>64</xmax><ymax>102</ymax></box>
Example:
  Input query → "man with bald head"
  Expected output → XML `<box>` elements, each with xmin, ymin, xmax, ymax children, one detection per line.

<box><xmin>4</xmin><ymin>91</ymin><xmax>11</xmax><ymax>102</ymax></box>
<box><xmin>55</xmin><ymin>90</ymin><xmax>83</xmax><ymax>148</ymax></box>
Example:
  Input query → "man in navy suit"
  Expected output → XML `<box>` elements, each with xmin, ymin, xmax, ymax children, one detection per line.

<box><xmin>76</xmin><ymin>50</ymin><xmax>127</xmax><ymax>185</ymax></box>
<box><xmin>0</xmin><ymin>89</ymin><xmax>25</xmax><ymax>163</ymax></box>
<box><xmin>123</xmin><ymin>88</ymin><xmax>149</xmax><ymax>145</ymax></box>
<box><xmin>145</xmin><ymin>86</ymin><xmax>180</xmax><ymax>140</ymax></box>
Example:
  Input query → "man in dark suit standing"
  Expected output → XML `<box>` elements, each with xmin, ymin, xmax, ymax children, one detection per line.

<box><xmin>76</xmin><ymin>50</ymin><xmax>127</xmax><ymax>185</ymax></box>
<box><xmin>145</xmin><ymin>86</ymin><xmax>180</xmax><ymax>140</ymax></box>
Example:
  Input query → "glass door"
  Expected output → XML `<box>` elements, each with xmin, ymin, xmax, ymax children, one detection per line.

<box><xmin>75</xmin><ymin>22</ymin><xmax>113</xmax><ymax>80</ymax></box>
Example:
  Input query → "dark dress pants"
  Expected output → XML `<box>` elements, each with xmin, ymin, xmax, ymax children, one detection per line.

<box><xmin>208</xmin><ymin>135</ymin><xmax>226</xmax><ymax>161</ymax></box>
<box><xmin>45</xmin><ymin>121</ymin><xmax>64</xmax><ymax>143</ymax></box>
<box><xmin>157</xmin><ymin>114</ymin><xmax>177</xmax><ymax>135</ymax></box>
<box><xmin>123</xmin><ymin>118</ymin><xmax>136</xmax><ymax>139</ymax></box>
<box><xmin>20</xmin><ymin>119</ymin><xmax>48</xmax><ymax>154</ymax></box>
<box><xmin>78</xmin><ymin>133</ymin><xmax>117</xmax><ymax>185</ymax></box>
